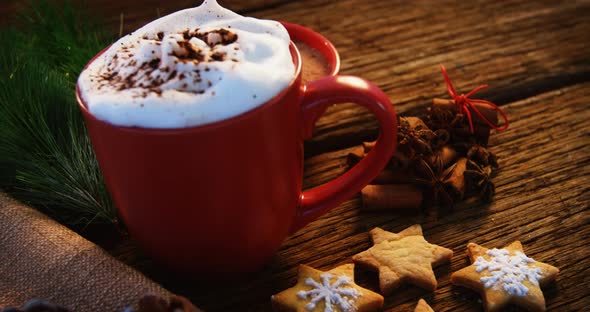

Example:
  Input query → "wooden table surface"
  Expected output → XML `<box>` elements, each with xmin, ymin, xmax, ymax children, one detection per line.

<box><xmin>7</xmin><ymin>0</ymin><xmax>590</xmax><ymax>311</ymax></box>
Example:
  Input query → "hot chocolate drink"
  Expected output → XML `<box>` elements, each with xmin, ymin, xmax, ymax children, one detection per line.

<box><xmin>294</xmin><ymin>41</ymin><xmax>332</xmax><ymax>83</ymax></box>
<box><xmin>77</xmin><ymin>0</ymin><xmax>294</xmax><ymax>128</ymax></box>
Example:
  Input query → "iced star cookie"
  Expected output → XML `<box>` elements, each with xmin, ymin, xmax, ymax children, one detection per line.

<box><xmin>352</xmin><ymin>225</ymin><xmax>453</xmax><ymax>295</ymax></box>
<box><xmin>451</xmin><ymin>241</ymin><xmax>559</xmax><ymax>312</ymax></box>
<box><xmin>414</xmin><ymin>299</ymin><xmax>434</xmax><ymax>312</ymax></box>
<box><xmin>271</xmin><ymin>263</ymin><xmax>383</xmax><ymax>312</ymax></box>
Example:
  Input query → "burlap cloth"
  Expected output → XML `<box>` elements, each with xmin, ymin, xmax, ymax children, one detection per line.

<box><xmin>0</xmin><ymin>192</ymin><xmax>173</xmax><ymax>311</ymax></box>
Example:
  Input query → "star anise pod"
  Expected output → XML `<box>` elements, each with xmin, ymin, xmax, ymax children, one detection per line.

<box><xmin>464</xmin><ymin>159</ymin><xmax>496</xmax><ymax>202</ymax></box>
<box><xmin>430</xmin><ymin>129</ymin><xmax>451</xmax><ymax>150</ymax></box>
<box><xmin>425</xmin><ymin>105</ymin><xmax>464</xmax><ymax>132</ymax></box>
<box><xmin>467</xmin><ymin>145</ymin><xmax>498</xmax><ymax>169</ymax></box>
<box><xmin>398</xmin><ymin>117</ymin><xmax>436</xmax><ymax>158</ymax></box>
<box><xmin>413</xmin><ymin>157</ymin><xmax>466</xmax><ymax>208</ymax></box>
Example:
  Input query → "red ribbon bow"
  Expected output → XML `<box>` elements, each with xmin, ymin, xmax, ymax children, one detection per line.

<box><xmin>440</xmin><ymin>65</ymin><xmax>509</xmax><ymax>133</ymax></box>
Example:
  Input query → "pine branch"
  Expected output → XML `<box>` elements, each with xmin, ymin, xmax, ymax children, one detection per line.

<box><xmin>18</xmin><ymin>0</ymin><xmax>108</xmax><ymax>84</ymax></box>
<box><xmin>0</xmin><ymin>1</ymin><xmax>117</xmax><ymax>225</ymax></box>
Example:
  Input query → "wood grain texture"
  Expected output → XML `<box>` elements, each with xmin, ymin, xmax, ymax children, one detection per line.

<box><xmin>82</xmin><ymin>1</ymin><xmax>588</xmax><ymax>311</ymax></box>
<box><xmin>286</xmin><ymin>0</ymin><xmax>590</xmax><ymax>156</ymax></box>
<box><xmin>3</xmin><ymin>0</ymin><xmax>588</xmax><ymax>311</ymax></box>
<box><xmin>111</xmin><ymin>82</ymin><xmax>585</xmax><ymax>312</ymax></box>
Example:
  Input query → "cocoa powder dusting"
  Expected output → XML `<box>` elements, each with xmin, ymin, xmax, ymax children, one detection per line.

<box><xmin>148</xmin><ymin>58</ymin><xmax>160</xmax><ymax>69</ymax></box>
<box><xmin>96</xmin><ymin>28</ymin><xmax>239</xmax><ymax>95</ymax></box>
<box><xmin>210</xmin><ymin>51</ymin><xmax>226</xmax><ymax>61</ymax></box>
<box><xmin>175</xmin><ymin>40</ymin><xmax>205</xmax><ymax>62</ymax></box>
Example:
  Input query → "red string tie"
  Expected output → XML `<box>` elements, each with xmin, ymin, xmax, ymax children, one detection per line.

<box><xmin>440</xmin><ymin>65</ymin><xmax>509</xmax><ymax>133</ymax></box>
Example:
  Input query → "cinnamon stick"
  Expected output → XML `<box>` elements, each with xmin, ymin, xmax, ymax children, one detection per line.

<box><xmin>443</xmin><ymin>157</ymin><xmax>467</xmax><ymax>199</ymax></box>
<box><xmin>347</xmin><ymin>141</ymin><xmax>377</xmax><ymax>167</ymax></box>
<box><xmin>371</xmin><ymin>168</ymin><xmax>416</xmax><ymax>185</ymax></box>
<box><xmin>432</xmin><ymin>98</ymin><xmax>498</xmax><ymax>126</ymax></box>
<box><xmin>388</xmin><ymin>149</ymin><xmax>411</xmax><ymax>169</ymax></box>
<box><xmin>432</xmin><ymin>98</ymin><xmax>497</xmax><ymax>145</ymax></box>
<box><xmin>347</xmin><ymin>145</ymin><xmax>365</xmax><ymax>166</ymax></box>
<box><xmin>361</xmin><ymin>184</ymin><xmax>423</xmax><ymax>211</ymax></box>
<box><xmin>453</xmin><ymin>125</ymin><xmax>493</xmax><ymax>146</ymax></box>
<box><xmin>362</xmin><ymin>141</ymin><xmax>376</xmax><ymax>153</ymax></box>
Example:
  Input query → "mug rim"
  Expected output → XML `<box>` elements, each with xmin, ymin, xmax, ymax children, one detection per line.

<box><xmin>280</xmin><ymin>21</ymin><xmax>340</xmax><ymax>77</ymax></box>
<box><xmin>76</xmin><ymin>41</ymin><xmax>302</xmax><ymax>134</ymax></box>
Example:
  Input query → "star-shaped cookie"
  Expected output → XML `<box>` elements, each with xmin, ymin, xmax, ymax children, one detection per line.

<box><xmin>414</xmin><ymin>299</ymin><xmax>434</xmax><ymax>312</ymax></box>
<box><xmin>271</xmin><ymin>263</ymin><xmax>383</xmax><ymax>312</ymax></box>
<box><xmin>352</xmin><ymin>224</ymin><xmax>453</xmax><ymax>295</ymax></box>
<box><xmin>451</xmin><ymin>241</ymin><xmax>559</xmax><ymax>312</ymax></box>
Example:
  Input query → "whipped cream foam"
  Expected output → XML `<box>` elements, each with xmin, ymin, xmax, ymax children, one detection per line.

<box><xmin>77</xmin><ymin>0</ymin><xmax>295</xmax><ymax>128</ymax></box>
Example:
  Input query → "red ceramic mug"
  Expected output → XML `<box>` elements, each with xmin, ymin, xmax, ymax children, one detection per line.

<box><xmin>76</xmin><ymin>24</ymin><xmax>398</xmax><ymax>274</ymax></box>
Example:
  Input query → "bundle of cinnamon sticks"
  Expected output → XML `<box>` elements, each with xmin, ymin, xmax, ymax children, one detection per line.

<box><xmin>348</xmin><ymin>98</ymin><xmax>502</xmax><ymax>212</ymax></box>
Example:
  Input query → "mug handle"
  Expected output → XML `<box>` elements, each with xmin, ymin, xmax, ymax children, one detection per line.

<box><xmin>290</xmin><ymin>75</ymin><xmax>398</xmax><ymax>233</ymax></box>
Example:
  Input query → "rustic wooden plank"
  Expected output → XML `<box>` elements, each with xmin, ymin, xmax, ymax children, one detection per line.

<box><xmin>256</xmin><ymin>0</ymin><xmax>590</xmax><ymax>156</ymax></box>
<box><xmin>68</xmin><ymin>1</ymin><xmax>590</xmax><ymax>310</ymax></box>
<box><xmin>2</xmin><ymin>0</ymin><xmax>587</xmax><ymax>311</ymax></box>
<box><xmin>107</xmin><ymin>82</ymin><xmax>589</xmax><ymax>311</ymax></box>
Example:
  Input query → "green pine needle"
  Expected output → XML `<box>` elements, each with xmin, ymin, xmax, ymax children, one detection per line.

<box><xmin>0</xmin><ymin>1</ymin><xmax>117</xmax><ymax>225</ymax></box>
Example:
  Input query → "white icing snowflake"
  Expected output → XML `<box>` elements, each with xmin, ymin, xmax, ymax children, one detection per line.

<box><xmin>296</xmin><ymin>273</ymin><xmax>362</xmax><ymax>312</ymax></box>
<box><xmin>474</xmin><ymin>248</ymin><xmax>543</xmax><ymax>296</ymax></box>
